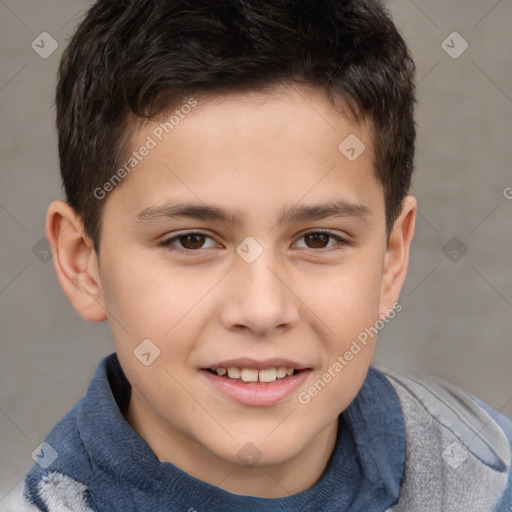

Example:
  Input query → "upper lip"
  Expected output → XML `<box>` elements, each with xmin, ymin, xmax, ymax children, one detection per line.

<box><xmin>203</xmin><ymin>358</ymin><xmax>310</xmax><ymax>371</ymax></box>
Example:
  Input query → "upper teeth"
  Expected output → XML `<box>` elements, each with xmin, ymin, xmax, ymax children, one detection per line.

<box><xmin>216</xmin><ymin>367</ymin><xmax>295</xmax><ymax>382</ymax></box>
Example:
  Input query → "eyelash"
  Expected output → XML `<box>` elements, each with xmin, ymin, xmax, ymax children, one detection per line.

<box><xmin>159</xmin><ymin>230</ymin><xmax>350</xmax><ymax>256</ymax></box>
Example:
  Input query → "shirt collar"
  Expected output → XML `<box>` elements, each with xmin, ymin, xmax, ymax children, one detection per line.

<box><xmin>76</xmin><ymin>353</ymin><xmax>404</xmax><ymax>509</ymax></box>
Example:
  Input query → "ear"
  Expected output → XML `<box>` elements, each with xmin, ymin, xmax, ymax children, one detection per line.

<box><xmin>45</xmin><ymin>200</ymin><xmax>107</xmax><ymax>322</ymax></box>
<box><xmin>379</xmin><ymin>195</ymin><xmax>417</xmax><ymax>318</ymax></box>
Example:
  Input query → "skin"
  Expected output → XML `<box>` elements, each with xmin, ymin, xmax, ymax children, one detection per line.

<box><xmin>46</xmin><ymin>84</ymin><xmax>416</xmax><ymax>498</ymax></box>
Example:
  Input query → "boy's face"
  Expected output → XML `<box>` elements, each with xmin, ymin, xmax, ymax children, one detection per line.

<box><xmin>49</xmin><ymin>84</ymin><xmax>415</xmax><ymax>492</ymax></box>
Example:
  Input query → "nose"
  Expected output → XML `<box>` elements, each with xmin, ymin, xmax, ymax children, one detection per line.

<box><xmin>218</xmin><ymin>247</ymin><xmax>300</xmax><ymax>337</ymax></box>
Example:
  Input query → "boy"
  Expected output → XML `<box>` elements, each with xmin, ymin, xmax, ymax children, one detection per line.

<box><xmin>7</xmin><ymin>0</ymin><xmax>512</xmax><ymax>510</ymax></box>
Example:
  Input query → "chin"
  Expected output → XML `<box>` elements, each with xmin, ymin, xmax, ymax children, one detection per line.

<box><xmin>215</xmin><ymin>435</ymin><xmax>305</xmax><ymax>468</ymax></box>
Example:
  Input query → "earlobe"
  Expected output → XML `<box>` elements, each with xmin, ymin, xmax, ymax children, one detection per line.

<box><xmin>45</xmin><ymin>200</ymin><xmax>107</xmax><ymax>322</ymax></box>
<box><xmin>379</xmin><ymin>195</ymin><xmax>417</xmax><ymax>316</ymax></box>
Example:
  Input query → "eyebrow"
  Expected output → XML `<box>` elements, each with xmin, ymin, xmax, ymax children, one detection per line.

<box><xmin>134</xmin><ymin>199</ymin><xmax>371</xmax><ymax>227</ymax></box>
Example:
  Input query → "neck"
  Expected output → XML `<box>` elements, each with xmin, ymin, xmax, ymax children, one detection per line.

<box><xmin>124</xmin><ymin>391</ymin><xmax>340</xmax><ymax>498</ymax></box>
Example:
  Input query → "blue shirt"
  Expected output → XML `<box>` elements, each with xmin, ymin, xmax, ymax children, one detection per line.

<box><xmin>24</xmin><ymin>353</ymin><xmax>405</xmax><ymax>511</ymax></box>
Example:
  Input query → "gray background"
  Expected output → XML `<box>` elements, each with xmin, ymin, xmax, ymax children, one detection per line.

<box><xmin>1</xmin><ymin>0</ymin><xmax>511</xmax><ymax>502</ymax></box>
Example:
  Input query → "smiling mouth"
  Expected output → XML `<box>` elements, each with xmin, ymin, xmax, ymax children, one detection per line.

<box><xmin>204</xmin><ymin>367</ymin><xmax>302</xmax><ymax>383</ymax></box>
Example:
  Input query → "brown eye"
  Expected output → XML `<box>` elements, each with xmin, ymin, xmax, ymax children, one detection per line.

<box><xmin>178</xmin><ymin>233</ymin><xmax>206</xmax><ymax>250</ymax></box>
<box><xmin>295</xmin><ymin>231</ymin><xmax>348</xmax><ymax>251</ymax></box>
<box><xmin>304</xmin><ymin>232</ymin><xmax>330</xmax><ymax>249</ymax></box>
<box><xmin>160</xmin><ymin>231</ymin><xmax>218</xmax><ymax>253</ymax></box>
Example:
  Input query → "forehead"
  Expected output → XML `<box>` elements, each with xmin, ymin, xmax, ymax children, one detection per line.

<box><xmin>102</xmin><ymin>84</ymin><xmax>383</xmax><ymax>228</ymax></box>
<box><xmin>126</xmin><ymin>83</ymin><xmax>373</xmax><ymax>165</ymax></box>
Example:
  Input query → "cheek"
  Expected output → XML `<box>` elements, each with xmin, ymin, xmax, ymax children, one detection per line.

<box><xmin>99</xmin><ymin>254</ymin><xmax>215</xmax><ymax>390</ymax></box>
<box><xmin>300</xmin><ymin>272</ymin><xmax>381</xmax><ymax>415</ymax></box>
<box><xmin>310</xmin><ymin>256</ymin><xmax>383</xmax><ymax>340</ymax></box>
<box><xmin>100</xmin><ymin>251</ymin><xmax>206</xmax><ymax>338</ymax></box>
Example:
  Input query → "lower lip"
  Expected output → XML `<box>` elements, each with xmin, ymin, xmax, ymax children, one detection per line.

<box><xmin>200</xmin><ymin>369</ymin><xmax>311</xmax><ymax>406</ymax></box>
